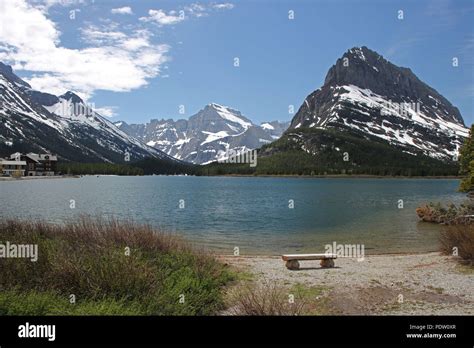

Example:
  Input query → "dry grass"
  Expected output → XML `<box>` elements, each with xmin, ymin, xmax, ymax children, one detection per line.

<box><xmin>440</xmin><ymin>224</ymin><xmax>474</xmax><ymax>264</ymax></box>
<box><xmin>0</xmin><ymin>216</ymin><xmax>233</xmax><ymax>315</ymax></box>
<box><xmin>226</xmin><ymin>279</ymin><xmax>309</xmax><ymax>315</ymax></box>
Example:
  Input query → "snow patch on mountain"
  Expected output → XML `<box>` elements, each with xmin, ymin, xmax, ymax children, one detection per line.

<box><xmin>261</xmin><ymin>123</ymin><xmax>274</xmax><ymax>130</ymax></box>
<box><xmin>290</xmin><ymin>46</ymin><xmax>469</xmax><ymax>162</ymax></box>
<box><xmin>0</xmin><ymin>62</ymin><xmax>172</xmax><ymax>162</ymax></box>
<box><xmin>116</xmin><ymin>104</ymin><xmax>290</xmax><ymax>164</ymax></box>
<box><xmin>210</xmin><ymin>103</ymin><xmax>252</xmax><ymax>129</ymax></box>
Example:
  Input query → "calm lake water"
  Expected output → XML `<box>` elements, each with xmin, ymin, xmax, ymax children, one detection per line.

<box><xmin>0</xmin><ymin>176</ymin><xmax>465</xmax><ymax>254</ymax></box>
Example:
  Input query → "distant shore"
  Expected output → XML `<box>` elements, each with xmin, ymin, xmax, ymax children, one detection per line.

<box><xmin>211</xmin><ymin>174</ymin><xmax>463</xmax><ymax>179</ymax></box>
<box><xmin>0</xmin><ymin>174</ymin><xmax>463</xmax><ymax>180</ymax></box>
<box><xmin>0</xmin><ymin>175</ymin><xmax>79</xmax><ymax>181</ymax></box>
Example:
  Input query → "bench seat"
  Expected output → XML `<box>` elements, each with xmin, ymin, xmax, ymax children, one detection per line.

<box><xmin>281</xmin><ymin>253</ymin><xmax>337</xmax><ymax>270</ymax></box>
<box><xmin>282</xmin><ymin>253</ymin><xmax>337</xmax><ymax>261</ymax></box>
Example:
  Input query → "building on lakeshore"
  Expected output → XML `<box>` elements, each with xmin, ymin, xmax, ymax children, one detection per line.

<box><xmin>7</xmin><ymin>152</ymin><xmax>58</xmax><ymax>176</ymax></box>
<box><xmin>0</xmin><ymin>159</ymin><xmax>27</xmax><ymax>177</ymax></box>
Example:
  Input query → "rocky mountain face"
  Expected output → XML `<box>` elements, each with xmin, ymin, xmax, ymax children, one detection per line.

<box><xmin>288</xmin><ymin>46</ymin><xmax>468</xmax><ymax>161</ymax></box>
<box><xmin>116</xmin><ymin>104</ymin><xmax>289</xmax><ymax>164</ymax></box>
<box><xmin>0</xmin><ymin>62</ymin><xmax>172</xmax><ymax>163</ymax></box>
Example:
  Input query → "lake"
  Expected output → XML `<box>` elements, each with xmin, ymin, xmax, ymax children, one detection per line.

<box><xmin>0</xmin><ymin>176</ymin><xmax>465</xmax><ymax>255</ymax></box>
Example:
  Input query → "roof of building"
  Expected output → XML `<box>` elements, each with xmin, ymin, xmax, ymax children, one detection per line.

<box><xmin>0</xmin><ymin>160</ymin><xmax>27</xmax><ymax>165</ymax></box>
<box><xmin>27</xmin><ymin>153</ymin><xmax>58</xmax><ymax>161</ymax></box>
<box><xmin>9</xmin><ymin>152</ymin><xmax>58</xmax><ymax>162</ymax></box>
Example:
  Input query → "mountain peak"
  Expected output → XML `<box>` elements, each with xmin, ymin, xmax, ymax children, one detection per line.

<box><xmin>345</xmin><ymin>46</ymin><xmax>379</xmax><ymax>61</ymax></box>
<box><xmin>201</xmin><ymin>102</ymin><xmax>253</xmax><ymax>128</ymax></box>
<box><xmin>116</xmin><ymin>105</ymin><xmax>289</xmax><ymax>164</ymax></box>
<box><xmin>289</xmin><ymin>46</ymin><xmax>467</xmax><ymax>161</ymax></box>
<box><xmin>0</xmin><ymin>62</ymin><xmax>31</xmax><ymax>88</ymax></box>
<box><xmin>324</xmin><ymin>46</ymin><xmax>389</xmax><ymax>87</ymax></box>
<box><xmin>203</xmin><ymin>102</ymin><xmax>246</xmax><ymax>119</ymax></box>
<box><xmin>0</xmin><ymin>62</ymin><xmax>14</xmax><ymax>75</ymax></box>
<box><xmin>0</xmin><ymin>64</ymin><xmax>169</xmax><ymax>162</ymax></box>
<box><xmin>322</xmin><ymin>46</ymin><xmax>460</xmax><ymax>122</ymax></box>
<box><xmin>60</xmin><ymin>91</ymin><xmax>83</xmax><ymax>104</ymax></box>
<box><xmin>207</xmin><ymin>102</ymin><xmax>230</xmax><ymax>111</ymax></box>
<box><xmin>346</xmin><ymin>46</ymin><xmax>368</xmax><ymax>61</ymax></box>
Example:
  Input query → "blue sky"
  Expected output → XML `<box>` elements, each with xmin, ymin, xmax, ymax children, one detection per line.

<box><xmin>1</xmin><ymin>0</ymin><xmax>473</xmax><ymax>125</ymax></box>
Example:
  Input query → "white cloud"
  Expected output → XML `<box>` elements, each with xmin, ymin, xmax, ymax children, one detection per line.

<box><xmin>81</xmin><ymin>25</ymin><xmax>127</xmax><ymax>45</ymax></box>
<box><xmin>140</xmin><ymin>9</ymin><xmax>185</xmax><ymax>26</ymax></box>
<box><xmin>213</xmin><ymin>3</ymin><xmax>234</xmax><ymax>10</ymax></box>
<box><xmin>95</xmin><ymin>106</ymin><xmax>117</xmax><ymax>117</ymax></box>
<box><xmin>111</xmin><ymin>6</ymin><xmax>133</xmax><ymax>15</ymax></box>
<box><xmin>140</xmin><ymin>2</ymin><xmax>234</xmax><ymax>25</ymax></box>
<box><xmin>184</xmin><ymin>2</ymin><xmax>234</xmax><ymax>17</ymax></box>
<box><xmin>29</xmin><ymin>0</ymin><xmax>88</xmax><ymax>11</ymax></box>
<box><xmin>185</xmin><ymin>3</ymin><xmax>207</xmax><ymax>16</ymax></box>
<box><xmin>0</xmin><ymin>0</ymin><xmax>170</xmax><ymax>98</ymax></box>
<box><xmin>81</xmin><ymin>25</ymin><xmax>152</xmax><ymax>51</ymax></box>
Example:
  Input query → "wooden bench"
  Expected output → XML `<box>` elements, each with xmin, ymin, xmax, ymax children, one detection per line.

<box><xmin>281</xmin><ymin>253</ymin><xmax>337</xmax><ymax>270</ymax></box>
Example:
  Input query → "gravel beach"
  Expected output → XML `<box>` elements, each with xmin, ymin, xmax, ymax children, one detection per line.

<box><xmin>219</xmin><ymin>252</ymin><xmax>474</xmax><ymax>315</ymax></box>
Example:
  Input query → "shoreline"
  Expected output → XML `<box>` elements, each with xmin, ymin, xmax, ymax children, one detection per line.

<box><xmin>220</xmin><ymin>251</ymin><xmax>473</xmax><ymax>315</ymax></box>
<box><xmin>205</xmin><ymin>174</ymin><xmax>463</xmax><ymax>180</ymax></box>
<box><xmin>0</xmin><ymin>174</ymin><xmax>463</xmax><ymax>180</ymax></box>
<box><xmin>214</xmin><ymin>249</ymin><xmax>442</xmax><ymax>258</ymax></box>
<box><xmin>0</xmin><ymin>175</ymin><xmax>79</xmax><ymax>181</ymax></box>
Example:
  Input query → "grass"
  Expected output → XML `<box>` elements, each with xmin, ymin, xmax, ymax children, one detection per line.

<box><xmin>225</xmin><ymin>279</ymin><xmax>330</xmax><ymax>315</ymax></box>
<box><xmin>0</xmin><ymin>290</ymin><xmax>143</xmax><ymax>315</ymax></box>
<box><xmin>231</xmin><ymin>269</ymin><xmax>255</xmax><ymax>282</ymax></box>
<box><xmin>439</xmin><ymin>224</ymin><xmax>474</xmax><ymax>264</ymax></box>
<box><xmin>454</xmin><ymin>264</ymin><xmax>474</xmax><ymax>274</ymax></box>
<box><xmin>289</xmin><ymin>283</ymin><xmax>330</xmax><ymax>315</ymax></box>
<box><xmin>0</xmin><ymin>216</ymin><xmax>234</xmax><ymax>315</ymax></box>
<box><xmin>225</xmin><ymin>279</ymin><xmax>309</xmax><ymax>315</ymax></box>
<box><xmin>290</xmin><ymin>283</ymin><xmax>327</xmax><ymax>298</ymax></box>
<box><xmin>381</xmin><ymin>301</ymin><xmax>404</xmax><ymax>313</ymax></box>
<box><xmin>426</xmin><ymin>285</ymin><xmax>444</xmax><ymax>294</ymax></box>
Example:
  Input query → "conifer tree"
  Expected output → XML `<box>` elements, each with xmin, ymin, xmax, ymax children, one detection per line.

<box><xmin>459</xmin><ymin>125</ymin><xmax>474</xmax><ymax>192</ymax></box>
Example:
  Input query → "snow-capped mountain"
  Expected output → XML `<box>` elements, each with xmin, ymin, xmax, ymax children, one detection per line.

<box><xmin>0</xmin><ymin>62</ymin><xmax>171</xmax><ymax>163</ymax></box>
<box><xmin>289</xmin><ymin>46</ymin><xmax>468</xmax><ymax>161</ymax></box>
<box><xmin>260</xmin><ymin>121</ymin><xmax>291</xmax><ymax>140</ymax></box>
<box><xmin>116</xmin><ymin>103</ymin><xmax>289</xmax><ymax>164</ymax></box>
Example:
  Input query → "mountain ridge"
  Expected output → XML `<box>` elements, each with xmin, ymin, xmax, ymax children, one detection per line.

<box><xmin>1</xmin><ymin>46</ymin><xmax>468</xmax><ymax>172</ymax></box>
<box><xmin>115</xmin><ymin>103</ymin><xmax>289</xmax><ymax>164</ymax></box>
<box><xmin>0</xmin><ymin>62</ymin><xmax>173</xmax><ymax>163</ymax></box>
<box><xmin>203</xmin><ymin>46</ymin><xmax>468</xmax><ymax>176</ymax></box>
<box><xmin>288</xmin><ymin>46</ymin><xmax>468</xmax><ymax>161</ymax></box>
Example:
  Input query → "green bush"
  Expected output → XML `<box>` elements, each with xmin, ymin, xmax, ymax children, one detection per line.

<box><xmin>440</xmin><ymin>224</ymin><xmax>474</xmax><ymax>264</ymax></box>
<box><xmin>459</xmin><ymin>125</ymin><xmax>474</xmax><ymax>192</ymax></box>
<box><xmin>0</xmin><ymin>290</ymin><xmax>143</xmax><ymax>315</ymax></box>
<box><xmin>0</xmin><ymin>217</ymin><xmax>234</xmax><ymax>315</ymax></box>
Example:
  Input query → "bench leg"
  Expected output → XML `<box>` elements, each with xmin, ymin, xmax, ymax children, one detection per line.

<box><xmin>285</xmin><ymin>260</ymin><xmax>300</xmax><ymax>270</ymax></box>
<box><xmin>320</xmin><ymin>259</ymin><xmax>335</xmax><ymax>268</ymax></box>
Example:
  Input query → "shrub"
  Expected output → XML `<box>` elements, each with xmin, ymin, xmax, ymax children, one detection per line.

<box><xmin>226</xmin><ymin>280</ymin><xmax>309</xmax><ymax>315</ymax></box>
<box><xmin>459</xmin><ymin>125</ymin><xmax>474</xmax><ymax>193</ymax></box>
<box><xmin>440</xmin><ymin>224</ymin><xmax>474</xmax><ymax>264</ymax></box>
<box><xmin>416</xmin><ymin>201</ymin><xmax>474</xmax><ymax>224</ymax></box>
<box><xmin>0</xmin><ymin>216</ymin><xmax>233</xmax><ymax>315</ymax></box>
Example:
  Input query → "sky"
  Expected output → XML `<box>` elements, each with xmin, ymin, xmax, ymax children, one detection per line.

<box><xmin>0</xmin><ymin>0</ymin><xmax>473</xmax><ymax>126</ymax></box>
